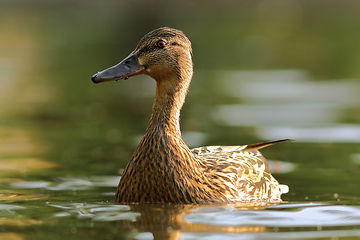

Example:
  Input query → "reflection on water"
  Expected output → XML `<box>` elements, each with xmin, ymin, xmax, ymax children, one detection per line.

<box><xmin>258</xmin><ymin>123</ymin><xmax>360</xmax><ymax>143</ymax></box>
<box><xmin>182</xmin><ymin>229</ymin><xmax>360</xmax><ymax>240</ymax></box>
<box><xmin>7</xmin><ymin>176</ymin><xmax>119</xmax><ymax>191</ymax></box>
<box><xmin>212</xmin><ymin>70</ymin><xmax>360</xmax><ymax>142</ymax></box>
<box><xmin>1</xmin><ymin>177</ymin><xmax>360</xmax><ymax>240</ymax></box>
<box><xmin>186</xmin><ymin>204</ymin><xmax>360</xmax><ymax>227</ymax></box>
<box><xmin>0</xmin><ymin>176</ymin><xmax>360</xmax><ymax>239</ymax></box>
<box><xmin>48</xmin><ymin>203</ymin><xmax>138</xmax><ymax>221</ymax></box>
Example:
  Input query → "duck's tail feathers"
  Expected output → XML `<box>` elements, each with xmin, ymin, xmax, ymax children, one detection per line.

<box><xmin>243</xmin><ymin>139</ymin><xmax>294</xmax><ymax>152</ymax></box>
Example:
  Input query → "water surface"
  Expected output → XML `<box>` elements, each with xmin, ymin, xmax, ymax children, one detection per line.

<box><xmin>1</xmin><ymin>1</ymin><xmax>360</xmax><ymax>240</ymax></box>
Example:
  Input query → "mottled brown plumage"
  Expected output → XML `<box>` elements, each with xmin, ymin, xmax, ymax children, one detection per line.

<box><xmin>92</xmin><ymin>27</ymin><xmax>291</xmax><ymax>204</ymax></box>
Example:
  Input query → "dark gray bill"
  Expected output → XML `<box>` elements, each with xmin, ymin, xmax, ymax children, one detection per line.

<box><xmin>92</xmin><ymin>53</ymin><xmax>146</xmax><ymax>84</ymax></box>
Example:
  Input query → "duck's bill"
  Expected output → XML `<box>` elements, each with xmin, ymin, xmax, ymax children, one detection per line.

<box><xmin>91</xmin><ymin>53</ymin><xmax>146</xmax><ymax>84</ymax></box>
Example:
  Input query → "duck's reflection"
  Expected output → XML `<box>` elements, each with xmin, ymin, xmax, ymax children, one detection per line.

<box><xmin>128</xmin><ymin>204</ymin><xmax>185</xmax><ymax>240</ymax></box>
<box><xmin>126</xmin><ymin>202</ymin><xmax>274</xmax><ymax>240</ymax></box>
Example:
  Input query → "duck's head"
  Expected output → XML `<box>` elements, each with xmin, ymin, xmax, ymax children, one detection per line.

<box><xmin>92</xmin><ymin>27</ymin><xmax>193</xmax><ymax>84</ymax></box>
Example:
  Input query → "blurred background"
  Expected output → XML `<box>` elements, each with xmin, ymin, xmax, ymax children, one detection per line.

<box><xmin>1</xmin><ymin>0</ymin><xmax>360</xmax><ymax>201</ymax></box>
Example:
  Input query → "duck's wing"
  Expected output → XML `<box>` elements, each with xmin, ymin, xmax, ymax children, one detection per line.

<box><xmin>242</xmin><ymin>139</ymin><xmax>294</xmax><ymax>152</ymax></box>
<box><xmin>191</xmin><ymin>139</ymin><xmax>293</xmax><ymax>201</ymax></box>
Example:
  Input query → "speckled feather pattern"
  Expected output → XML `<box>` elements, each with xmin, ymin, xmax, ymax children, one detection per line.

<box><xmin>115</xmin><ymin>123</ymin><xmax>229</xmax><ymax>203</ymax></box>
<box><xmin>115</xmin><ymin>132</ymin><xmax>283</xmax><ymax>203</ymax></box>
<box><xmin>192</xmin><ymin>145</ymin><xmax>282</xmax><ymax>201</ymax></box>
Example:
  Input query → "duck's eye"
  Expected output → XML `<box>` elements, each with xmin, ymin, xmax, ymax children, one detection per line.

<box><xmin>157</xmin><ymin>40</ymin><xmax>166</xmax><ymax>48</ymax></box>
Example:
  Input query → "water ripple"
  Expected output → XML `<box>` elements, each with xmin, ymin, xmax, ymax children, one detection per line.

<box><xmin>8</xmin><ymin>176</ymin><xmax>119</xmax><ymax>191</ymax></box>
<box><xmin>185</xmin><ymin>204</ymin><xmax>360</xmax><ymax>227</ymax></box>
<box><xmin>48</xmin><ymin>202</ymin><xmax>139</xmax><ymax>222</ymax></box>
<box><xmin>181</xmin><ymin>229</ymin><xmax>360</xmax><ymax>240</ymax></box>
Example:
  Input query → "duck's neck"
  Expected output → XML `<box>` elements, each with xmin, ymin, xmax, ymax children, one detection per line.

<box><xmin>148</xmin><ymin>66</ymin><xmax>193</xmax><ymax>134</ymax></box>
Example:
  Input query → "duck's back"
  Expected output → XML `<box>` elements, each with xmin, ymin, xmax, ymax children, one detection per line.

<box><xmin>192</xmin><ymin>143</ymin><xmax>282</xmax><ymax>201</ymax></box>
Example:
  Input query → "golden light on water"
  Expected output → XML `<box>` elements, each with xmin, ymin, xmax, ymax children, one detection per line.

<box><xmin>0</xmin><ymin>158</ymin><xmax>57</xmax><ymax>173</ymax></box>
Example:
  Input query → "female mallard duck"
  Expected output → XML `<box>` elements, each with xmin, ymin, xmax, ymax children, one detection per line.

<box><xmin>92</xmin><ymin>27</ymin><xmax>291</xmax><ymax>204</ymax></box>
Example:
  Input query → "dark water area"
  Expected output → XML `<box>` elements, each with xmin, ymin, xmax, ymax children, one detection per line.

<box><xmin>1</xmin><ymin>1</ymin><xmax>360</xmax><ymax>239</ymax></box>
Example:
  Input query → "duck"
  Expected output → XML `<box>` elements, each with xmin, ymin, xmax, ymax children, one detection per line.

<box><xmin>92</xmin><ymin>27</ymin><xmax>291</xmax><ymax>204</ymax></box>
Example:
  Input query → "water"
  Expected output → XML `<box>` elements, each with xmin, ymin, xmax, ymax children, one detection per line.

<box><xmin>1</xmin><ymin>1</ymin><xmax>360</xmax><ymax>240</ymax></box>
<box><xmin>2</xmin><ymin>176</ymin><xmax>360</xmax><ymax>240</ymax></box>
<box><xmin>1</xmin><ymin>176</ymin><xmax>360</xmax><ymax>240</ymax></box>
